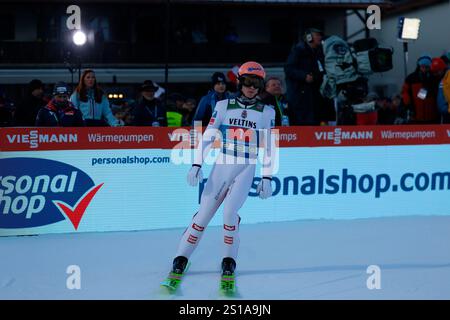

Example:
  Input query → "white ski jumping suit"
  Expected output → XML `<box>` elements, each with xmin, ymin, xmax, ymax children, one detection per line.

<box><xmin>176</xmin><ymin>97</ymin><xmax>276</xmax><ymax>260</ymax></box>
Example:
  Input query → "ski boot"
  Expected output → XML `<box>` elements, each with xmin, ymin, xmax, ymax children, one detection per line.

<box><xmin>172</xmin><ymin>256</ymin><xmax>189</xmax><ymax>274</ymax></box>
<box><xmin>161</xmin><ymin>256</ymin><xmax>189</xmax><ymax>292</ymax></box>
<box><xmin>220</xmin><ymin>257</ymin><xmax>236</xmax><ymax>295</ymax></box>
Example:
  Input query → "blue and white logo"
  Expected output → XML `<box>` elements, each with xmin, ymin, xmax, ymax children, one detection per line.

<box><xmin>0</xmin><ymin>158</ymin><xmax>103</xmax><ymax>229</ymax></box>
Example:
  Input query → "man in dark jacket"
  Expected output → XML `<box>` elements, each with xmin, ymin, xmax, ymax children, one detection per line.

<box><xmin>284</xmin><ymin>28</ymin><xmax>326</xmax><ymax>126</ymax></box>
<box><xmin>401</xmin><ymin>55</ymin><xmax>440</xmax><ymax>124</ymax></box>
<box><xmin>132</xmin><ymin>80</ymin><xmax>167</xmax><ymax>126</ymax></box>
<box><xmin>14</xmin><ymin>79</ymin><xmax>47</xmax><ymax>127</ymax></box>
<box><xmin>259</xmin><ymin>76</ymin><xmax>289</xmax><ymax>126</ymax></box>
<box><xmin>36</xmin><ymin>82</ymin><xmax>85</xmax><ymax>127</ymax></box>
<box><xmin>192</xmin><ymin>72</ymin><xmax>233</xmax><ymax>127</ymax></box>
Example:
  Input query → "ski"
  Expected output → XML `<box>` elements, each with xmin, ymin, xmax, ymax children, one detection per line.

<box><xmin>219</xmin><ymin>273</ymin><xmax>236</xmax><ymax>296</ymax></box>
<box><xmin>160</xmin><ymin>262</ymin><xmax>190</xmax><ymax>293</ymax></box>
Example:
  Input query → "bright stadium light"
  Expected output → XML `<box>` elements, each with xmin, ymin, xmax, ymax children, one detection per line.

<box><xmin>398</xmin><ymin>17</ymin><xmax>422</xmax><ymax>78</ymax></box>
<box><xmin>73</xmin><ymin>30</ymin><xmax>87</xmax><ymax>46</ymax></box>
<box><xmin>71</xmin><ymin>30</ymin><xmax>87</xmax><ymax>82</ymax></box>
<box><xmin>399</xmin><ymin>18</ymin><xmax>421</xmax><ymax>40</ymax></box>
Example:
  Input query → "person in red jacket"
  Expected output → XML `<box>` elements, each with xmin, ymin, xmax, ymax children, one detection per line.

<box><xmin>401</xmin><ymin>55</ymin><xmax>440</xmax><ymax>124</ymax></box>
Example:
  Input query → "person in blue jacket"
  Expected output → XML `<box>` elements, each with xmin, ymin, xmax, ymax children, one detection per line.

<box><xmin>70</xmin><ymin>69</ymin><xmax>122</xmax><ymax>127</ymax></box>
<box><xmin>36</xmin><ymin>82</ymin><xmax>85</xmax><ymax>127</ymax></box>
<box><xmin>434</xmin><ymin>58</ymin><xmax>450</xmax><ymax>123</ymax></box>
<box><xmin>192</xmin><ymin>72</ymin><xmax>233</xmax><ymax>127</ymax></box>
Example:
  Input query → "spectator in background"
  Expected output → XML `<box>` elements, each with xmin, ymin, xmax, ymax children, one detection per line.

<box><xmin>121</xmin><ymin>102</ymin><xmax>134</xmax><ymax>126</ymax></box>
<box><xmin>391</xmin><ymin>94</ymin><xmax>406</xmax><ymax>124</ymax></box>
<box><xmin>259</xmin><ymin>76</ymin><xmax>289</xmax><ymax>126</ymax></box>
<box><xmin>166</xmin><ymin>93</ymin><xmax>186</xmax><ymax>127</ymax></box>
<box><xmin>431</xmin><ymin>58</ymin><xmax>448</xmax><ymax>123</ymax></box>
<box><xmin>111</xmin><ymin>105</ymin><xmax>129</xmax><ymax>125</ymax></box>
<box><xmin>435</xmin><ymin>58</ymin><xmax>450</xmax><ymax>123</ymax></box>
<box><xmin>284</xmin><ymin>28</ymin><xmax>326</xmax><ymax>125</ymax></box>
<box><xmin>181</xmin><ymin>98</ymin><xmax>197</xmax><ymax>126</ymax></box>
<box><xmin>431</xmin><ymin>57</ymin><xmax>448</xmax><ymax>81</ymax></box>
<box><xmin>193</xmin><ymin>72</ymin><xmax>232</xmax><ymax>127</ymax></box>
<box><xmin>123</xmin><ymin>112</ymin><xmax>134</xmax><ymax>126</ymax></box>
<box><xmin>441</xmin><ymin>51</ymin><xmax>450</xmax><ymax>69</ymax></box>
<box><xmin>132</xmin><ymin>80</ymin><xmax>167</xmax><ymax>126</ymax></box>
<box><xmin>70</xmin><ymin>69</ymin><xmax>122</xmax><ymax>127</ymax></box>
<box><xmin>110</xmin><ymin>95</ymin><xmax>134</xmax><ymax>125</ymax></box>
<box><xmin>35</xmin><ymin>82</ymin><xmax>84</xmax><ymax>127</ymax></box>
<box><xmin>401</xmin><ymin>55</ymin><xmax>440</xmax><ymax>124</ymax></box>
<box><xmin>14</xmin><ymin>79</ymin><xmax>46</xmax><ymax>127</ymax></box>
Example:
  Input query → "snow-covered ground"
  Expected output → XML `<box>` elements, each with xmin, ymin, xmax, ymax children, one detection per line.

<box><xmin>1</xmin><ymin>215</ymin><xmax>450</xmax><ymax>300</ymax></box>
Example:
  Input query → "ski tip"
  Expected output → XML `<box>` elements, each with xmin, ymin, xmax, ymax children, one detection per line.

<box><xmin>220</xmin><ymin>290</ymin><xmax>236</xmax><ymax>297</ymax></box>
<box><xmin>160</xmin><ymin>283</ymin><xmax>178</xmax><ymax>294</ymax></box>
<box><xmin>220</xmin><ymin>276</ymin><xmax>237</xmax><ymax>297</ymax></box>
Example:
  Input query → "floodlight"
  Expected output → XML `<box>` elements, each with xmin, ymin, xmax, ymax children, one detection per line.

<box><xmin>73</xmin><ymin>30</ymin><xmax>87</xmax><ymax>46</ymax></box>
<box><xmin>398</xmin><ymin>17</ymin><xmax>421</xmax><ymax>41</ymax></box>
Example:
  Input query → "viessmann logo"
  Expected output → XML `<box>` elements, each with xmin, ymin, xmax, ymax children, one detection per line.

<box><xmin>0</xmin><ymin>158</ymin><xmax>103</xmax><ymax>229</ymax></box>
<box><xmin>315</xmin><ymin>128</ymin><xmax>374</xmax><ymax>145</ymax></box>
<box><xmin>168</xmin><ymin>129</ymin><xmax>199</xmax><ymax>143</ymax></box>
<box><xmin>6</xmin><ymin>130</ymin><xmax>78</xmax><ymax>149</ymax></box>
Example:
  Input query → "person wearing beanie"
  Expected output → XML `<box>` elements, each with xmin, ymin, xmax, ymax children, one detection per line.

<box><xmin>401</xmin><ymin>55</ymin><xmax>440</xmax><ymax>124</ymax></box>
<box><xmin>13</xmin><ymin>79</ymin><xmax>47</xmax><ymax>127</ymax></box>
<box><xmin>431</xmin><ymin>57</ymin><xmax>447</xmax><ymax>77</ymax></box>
<box><xmin>417</xmin><ymin>55</ymin><xmax>432</xmax><ymax>68</ymax></box>
<box><xmin>192</xmin><ymin>71</ymin><xmax>233</xmax><ymax>127</ymax></box>
<box><xmin>35</xmin><ymin>82</ymin><xmax>85</xmax><ymax>127</ymax></box>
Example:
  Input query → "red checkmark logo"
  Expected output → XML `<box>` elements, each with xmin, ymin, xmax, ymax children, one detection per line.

<box><xmin>54</xmin><ymin>183</ymin><xmax>104</xmax><ymax>230</ymax></box>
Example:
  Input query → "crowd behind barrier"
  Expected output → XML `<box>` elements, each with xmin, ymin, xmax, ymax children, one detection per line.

<box><xmin>1</xmin><ymin>37</ymin><xmax>449</xmax><ymax>129</ymax></box>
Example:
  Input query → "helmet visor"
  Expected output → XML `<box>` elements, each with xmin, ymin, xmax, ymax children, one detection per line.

<box><xmin>240</xmin><ymin>76</ymin><xmax>264</xmax><ymax>89</ymax></box>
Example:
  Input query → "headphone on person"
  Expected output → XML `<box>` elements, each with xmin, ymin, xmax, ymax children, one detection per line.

<box><xmin>304</xmin><ymin>29</ymin><xmax>313</xmax><ymax>43</ymax></box>
<box><xmin>303</xmin><ymin>28</ymin><xmax>314</xmax><ymax>43</ymax></box>
<box><xmin>304</xmin><ymin>28</ymin><xmax>322</xmax><ymax>43</ymax></box>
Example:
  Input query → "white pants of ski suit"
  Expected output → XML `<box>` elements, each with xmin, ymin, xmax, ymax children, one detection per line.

<box><xmin>176</xmin><ymin>161</ymin><xmax>256</xmax><ymax>260</ymax></box>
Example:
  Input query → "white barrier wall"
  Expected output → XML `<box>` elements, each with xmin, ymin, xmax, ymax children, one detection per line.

<box><xmin>1</xmin><ymin>126</ymin><xmax>450</xmax><ymax>236</ymax></box>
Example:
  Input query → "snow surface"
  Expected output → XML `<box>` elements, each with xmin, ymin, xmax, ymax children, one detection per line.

<box><xmin>1</xmin><ymin>216</ymin><xmax>450</xmax><ymax>300</ymax></box>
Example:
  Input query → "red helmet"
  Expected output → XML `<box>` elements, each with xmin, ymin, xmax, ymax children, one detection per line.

<box><xmin>431</xmin><ymin>58</ymin><xmax>447</xmax><ymax>73</ymax></box>
<box><xmin>238</xmin><ymin>61</ymin><xmax>266</xmax><ymax>80</ymax></box>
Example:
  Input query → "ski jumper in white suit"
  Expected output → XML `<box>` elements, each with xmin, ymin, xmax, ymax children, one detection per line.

<box><xmin>175</xmin><ymin>97</ymin><xmax>276</xmax><ymax>260</ymax></box>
